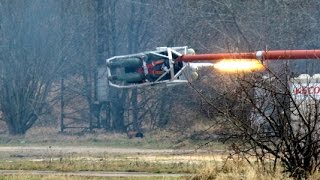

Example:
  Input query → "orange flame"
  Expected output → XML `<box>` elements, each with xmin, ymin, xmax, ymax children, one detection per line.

<box><xmin>213</xmin><ymin>59</ymin><xmax>265</xmax><ymax>72</ymax></box>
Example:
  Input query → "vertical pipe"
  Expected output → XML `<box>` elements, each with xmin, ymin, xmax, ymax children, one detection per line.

<box><xmin>167</xmin><ymin>48</ymin><xmax>175</xmax><ymax>80</ymax></box>
<box><xmin>60</xmin><ymin>78</ymin><xmax>65</xmax><ymax>133</ymax></box>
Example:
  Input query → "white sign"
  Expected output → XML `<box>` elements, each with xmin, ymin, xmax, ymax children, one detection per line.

<box><xmin>290</xmin><ymin>83</ymin><xmax>320</xmax><ymax>100</ymax></box>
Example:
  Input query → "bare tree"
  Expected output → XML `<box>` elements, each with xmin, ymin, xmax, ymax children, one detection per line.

<box><xmin>0</xmin><ymin>0</ymin><xmax>65</xmax><ymax>135</ymax></box>
<box><xmin>193</xmin><ymin>63</ymin><xmax>320</xmax><ymax>179</ymax></box>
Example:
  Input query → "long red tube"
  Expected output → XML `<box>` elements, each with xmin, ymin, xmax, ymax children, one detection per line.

<box><xmin>176</xmin><ymin>50</ymin><xmax>320</xmax><ymax>62</ymax></box>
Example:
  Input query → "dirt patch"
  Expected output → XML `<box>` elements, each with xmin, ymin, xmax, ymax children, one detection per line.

<box><xmin>0</xmin><ymin>146</ymin><xmax>209</xmax><ymax>154</ymax></box>
<box><xmin>0</xmin><ymin>170</ymin><xmax>192</xmax><ymax>177</ymax></box>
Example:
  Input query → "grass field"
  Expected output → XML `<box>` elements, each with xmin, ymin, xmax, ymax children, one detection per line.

<box><xmin>0</xmin><ymin>127</ymin><xmax>309</xmax><ymax>179</ymax></box>
<box><xmin>0</xmin><ymin>150</ymin><xmax>297</xmax><ymax>180</ymax></box>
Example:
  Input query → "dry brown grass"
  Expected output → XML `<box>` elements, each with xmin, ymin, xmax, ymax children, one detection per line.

<box><xmin>0</xmin><ymin>126</ymin><xmax>225</xmax><ymax>151</ymax></box>
<box><xmin>191</xmin><ymin>157</ymin><xmax>294</xmax><ymax>180</ymax></box>
<box><xmin>0</xmin><ymin>175</ymin><xmax>183</xmax><ymax>180</ymax></box>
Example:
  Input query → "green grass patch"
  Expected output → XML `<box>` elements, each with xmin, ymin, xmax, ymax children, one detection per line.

<box><xmin>0</xmin><ymin>156</ymin><xmax>202</xmax><ymax>174</ymax></box>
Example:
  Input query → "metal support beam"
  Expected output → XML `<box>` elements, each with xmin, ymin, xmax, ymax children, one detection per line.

<box><xmin>177</xmin><ymin>50</ymin><xmax>320</xmax><ymax>62</ymax></box>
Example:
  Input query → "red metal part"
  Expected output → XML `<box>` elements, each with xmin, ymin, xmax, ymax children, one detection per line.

<box><xmin>177</xmin><ymin>50</ymin><xmax>320</xmax><ymax>62</ymax></box>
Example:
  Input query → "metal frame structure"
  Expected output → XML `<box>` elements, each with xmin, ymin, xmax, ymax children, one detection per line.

<box><xmin>106</xmin><ymin>46</ymin><xmax>191</xmax><ymax>88</ymax></box>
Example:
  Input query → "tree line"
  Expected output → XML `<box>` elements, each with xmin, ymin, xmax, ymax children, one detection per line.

<box><xmin>0</xmin><ymin>0</ymin><xmax>319</xmax><ymax>133</ymax></box>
